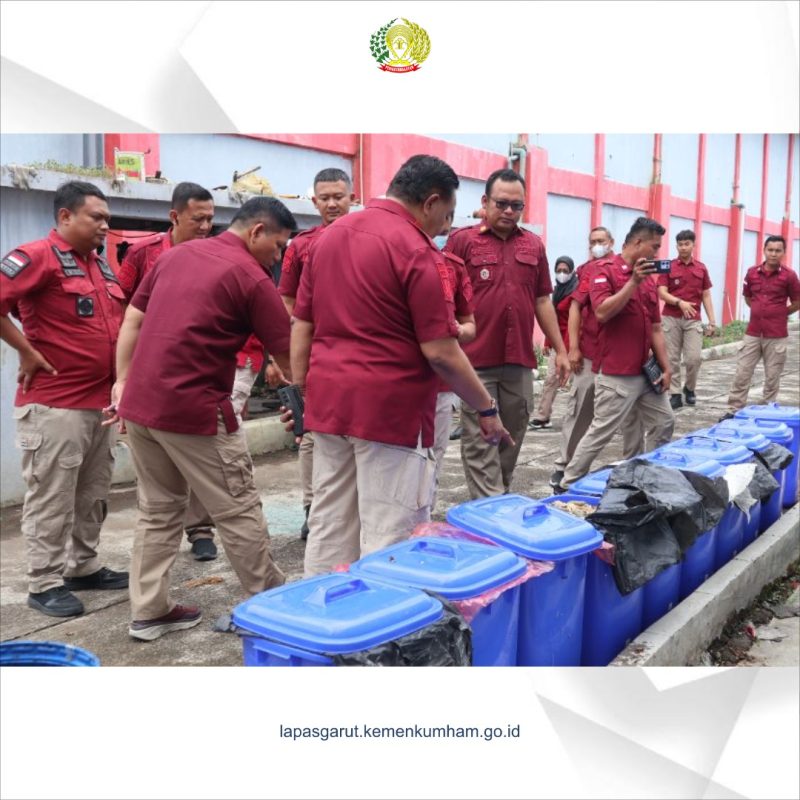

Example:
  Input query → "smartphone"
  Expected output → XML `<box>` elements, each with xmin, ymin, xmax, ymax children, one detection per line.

<box><xmin>644</xmin><ymin>259</ymin><xmax>672</xmax><ymax>273</ymax></box>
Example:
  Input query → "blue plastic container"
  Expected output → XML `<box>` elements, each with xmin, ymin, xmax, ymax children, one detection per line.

<box><xmin>735</xmin><ymin>404</ymin><xmax>800</xmax><ymax>507</ymax></box>
<box><xmin>0</xmin><ymin>641</ymin><xmax>99</xmax><ymax>666</ymax></box>
<box><xmin>536</xmin><ymin>494</ymin><xmax>644</xmax><ymax>666</ymax></box>
<box><xmin>569</xmin><ymin>467</ymin><xmax>613</xmax><ymax>497</ymax></box>
<box><xmin>447</xmin><ymin>495</ymin><xmax>602</xmax><ymax>666</ymax></box>
<box><xmin>350</xmin><ymin>537</ymin><xmax>526</xmax><ymax>667</ymax></box>
<box><xmin>662</xmin><ymin>436</ymin><xmax>751</xmax><ymax>570</ymax></box>
<box><xmin>232</xmin><ymin>574</ymin><xmax>443</xmax><ymax>666</ymax></box>
<box><xmin>697</xmin><ymin>424</ymin><xmax>777</xmax><ymax>540</ymax></box>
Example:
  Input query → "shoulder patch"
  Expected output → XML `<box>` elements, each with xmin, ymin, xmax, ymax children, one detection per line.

<box><xmin>1</xmin><ymin>250</ymin><xmax>31</xmax><ymax>279</ymax></box>
<box><xmin>51</xmin><ymin>247</ymin><xmax>85</xmax><ymax>278</ymax></box>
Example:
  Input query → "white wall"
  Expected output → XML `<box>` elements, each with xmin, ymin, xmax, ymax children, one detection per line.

<box><xmin>0</xmin><ymin>133</ymin><xmax>86</xmax><ymax>167</ymax></box>
<box><xmin>766</xmin><ymin>134</ymin><xmax>790</xmax><ymax>222</ymax></box>
<box><xmin>741</xmin><ymin>229</ymin><xmax>761</xmax><ymax>321</ymax></box>
<box><xmin>531</xmin><ymin>134</ymin><xmax>594</xmax><ymax>175</ymax></box>
<box><xmin>604</xmin><ymin>134</ymin><xmax>653</xmax><ymax>187</ymax></box>
<box><xmin>666</xmin><ymin>216</ymin><xmax>696</xmax><ymax>259</ymax></box>
<box><xmin>705</xmin><ymin>134</ymin><xmax>736</xmax><ymax>209</ymax></box>
<box><xmin>662</xmin><ymin>135</ymin><xmax>698</xmax><ymax>200</ymax></box>
<box><xmin>739</xmin><ymin>134</ymin><xmax>764</xmax><ymax>215</ymax></box>
<box><xmin>601</xmin><ymin>204</ymin><xmax>648</xmax><ymax>249</ymax></box>
<box><xmin>545</xmin><ymin>195</ymin><xmax>592</xmax><ymax>267</ymax></box>
<box><xmin>700</xmin><ymin>222</ymin><xmax>729</xmax><ymax>324</ymax></box>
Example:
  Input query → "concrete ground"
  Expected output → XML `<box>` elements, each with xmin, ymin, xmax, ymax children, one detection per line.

<box><xmin>1</xmin><ymin>331</ymin><xmax>798</xmax><ymax>666</ymax></box>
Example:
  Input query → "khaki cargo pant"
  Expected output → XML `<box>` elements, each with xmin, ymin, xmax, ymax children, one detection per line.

<box><xmin>299</xmin><ymin>432</ymin><xmax>314</xmax><ymax>509</ymax></box>
<box><xmin>461</xmin><ymin>365</ymin><xmax>533</xmax><ymax>498</ymax></box>
<box><xmin>562</xmin><ymin>373</ymin><xmax>675</xmax><ymax>487</ymax></box>
<box><xmin>663</xmin><ymin>317</ymin><xmax>704</xmax><ymax>393</ymax></box>
<box><xmin>533</xmin><ymin>351</ymin><xmax>559</xmax><ymax>422</ymax></box>
<box><xmin>728</xmin><ymin>335</ymin><xmax>789</xmax><ymax>410</ymax></box>
<box><xmin>432</xmin><ymin>391</ymin><xmax>457</xmax><ymax>511</ymax></box>
<box><xmin>554</xmin><ymin>358</ymin><xmax>596</xmax><ymax>472</ymax></box>
<box><xmin>183</xmin><ymin>366</ymin><xmax>257</xmax><ymax>542</ymax></box>
<box><xmin>14</xmin><ymin>404</ymin><xmax>115</xmax><ymax>593</ymax></box>
<box><xmin>304</xmin><ymin>433</ymin><xmax>436</xmax><ymax>576</ymax></box>
<box><xmin>126</xmin><ymin>418</ymin><xmax>284</xmax><ymax>621</ymax></box>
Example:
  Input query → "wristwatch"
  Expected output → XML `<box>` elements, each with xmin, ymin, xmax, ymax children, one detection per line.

<box><xmin>478</xmin><ymin>398</ymin><xmax>498</xmax><ymax>418</ymax></box>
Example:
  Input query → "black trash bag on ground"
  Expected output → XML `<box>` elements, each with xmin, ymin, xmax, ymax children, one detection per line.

<box><xmin>755</xmin><ymin>442</ymin><xmax>793</xmax><ymax>472</ymax></box>
<box><xmin>331</xmin><ymin>602</ymin><xmax>472</xmax><ymax>667</ymax></box>
<box><xmin>586</xmin><ymin>459</ymin><xmax>729</xmax><ymax>595</ymax></box>
<box><xmin>746</xmin><ymin>459</ymin><xmax>780</xmax><ymax>502</ymax></box>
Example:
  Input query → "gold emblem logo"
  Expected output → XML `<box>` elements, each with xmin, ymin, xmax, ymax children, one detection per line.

<box><xmin>370</xmin><ymin>18</ymin><xmax>431</xmax><ymax>72</ymax></box>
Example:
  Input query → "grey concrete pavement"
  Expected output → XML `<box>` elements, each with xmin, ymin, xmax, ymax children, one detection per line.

<box><xmin>0</xmin><ymin>329</ymin><xmax>797</xmax><ymax>665</ymax></box>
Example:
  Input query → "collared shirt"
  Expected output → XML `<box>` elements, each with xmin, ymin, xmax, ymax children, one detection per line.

<box><xmin>119</xmin><ymin>231</ymin><xmax>290</xmax><ymax>435</ymax></box>
<box><xmin>117</xmin><ymin>230</ymin><xmax>173</xmax><ymax>300</ymax></box>
<box><xmin>570</xmin><ymin>259</ymin><xmax>602</xmax><ymax>363</ymax></box>
<box><xmin>439</xmin><ymin>250</ymin><xmax>475</xmax><ymax>393</ymax></box>
<box><xmin>293</xmin><ymin>198</ymin><xmax>458</xmax><ymax>448</ymax></box>
<box><xmin>277</xmin><ymin>224</ymin><xmax>325</xmax><ymax>298</ymax></box>
<box><xmin>743</xmin><ymin>263</ymin><xmax>800</xmax><ymax>338</ymax></box>
<box><xmin>658</xmin><ymin>257</ymin><xmax>712</xmax><ymax>319</ymax></box>
<box><xmin>589</xmin><ymin>253</ymin><xmax>661</xmax><ymax>376</ymax></box>
<box><xmin>444</xmin><ymin>223</ymin><xmax>551</xmax><ymax>369</ymax></box>
<box><xmin>1</xmin><ymin>230</ymin><xmax>126</xmax><ymax>409</ymax></box>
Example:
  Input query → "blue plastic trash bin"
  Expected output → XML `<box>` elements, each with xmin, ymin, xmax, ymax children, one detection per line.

<box><xmin>735</xmin><ymin>404</ymin><xmax>800</xmax><ymax>507</ymax></box>
<box><xmin>447</xmin><ymin>495</ymin><xmax>602</xmax><ymax>666</ymax></box>
<box><xmin>232</xmin><ymin>574</ymin><xmax>443</xmax><ymax>666</ymax></box>
<box><xmin>350</xmin><ymin>537</ymin><xmax>526</xmax><ymax>667</ymax></box>
<box><xmin>0</xmin><ymin>641</ymin><xmax>99</xmax><ymax>666</ymax></box>
<box><xmin>569</xmin><ymin>467</ymin><xmax>613</xmax><ymax>497</ymax></box>
<box><xmin>662</xmin><ymin>436</ymin><xmax>751</xmax><ymax>570</ymax></box>
<box><xmin>640</xmin><ymin>450</ymin><xmax>726</xmax><ymax>605</ymax></box>
<box><xmin>536</xmin><ymin>493</ymin><xmax>644</xmax><ymax>666</ymax></box>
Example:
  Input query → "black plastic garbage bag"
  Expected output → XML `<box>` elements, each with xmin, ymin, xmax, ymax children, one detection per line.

<box><xmin>758</xmin><ymin>442</ymin><xmax>794</xmax><ymax>471</ymax></box>
<box><xmin>747</xmin><ymin>459</ymin><xmax>780</xmax><ymax>503</ymax></box>
<box><xmin>586</xmin><ymin>459</ymin><xmax>729</xmax><ymax>595</ymax></box>
<box><xmin>331</xmin><ymin>603</ymin><xmax>472</xmax><ymax>667</ymax></box>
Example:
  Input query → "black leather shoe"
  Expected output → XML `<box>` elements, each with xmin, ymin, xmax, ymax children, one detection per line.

<box><xmin>300</xmin><ymin>504</ymin><xmax>310</xmax><ymax>541</ymax></box>
<box><xmin>449</xmin><ymin>426</ymin><xmax>463</xmax><ymax>441</ymax></box>
<box><xmin>718</xmin><ymin>412</ymin><xmax>736</xmax><ymax>422</ymax></box>
<box><xmin>683</xmin><ymin>387</ymin><xmax>696</xmax><ymax>406</ymax></box>
<box><xmin>191</xmin><ymin>538</ymin><xmax>218</xmax><ymax>561</ymax></box>
<box><xmin>669</xmin><ymin>394</ymin><xmax>683</xmax><ymax>410</ymax></box>
<box><xmin>549</xmin><ymin>470</ymin><xmax>564</xmax><ymax>489</ymax></box>
<box><xmin>63</xmin><ymin>567</ymin><xmax>129</xmax><ymax>591</ymax></box>
<box><xmin>27</xmin><ymin>586</ymin><xmax>84</xmax><ymax>617</ymax></box>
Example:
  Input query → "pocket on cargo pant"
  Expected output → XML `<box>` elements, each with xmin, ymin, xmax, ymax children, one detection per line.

<box><xmin>370</xmin><ymin>444</ymin><xmax>436</xmax><ymax>512</ymax></box>
<box><xmin>216</xmin><ymin>439</ymin><xmax>255</xmax><ymax>497</ymax></box>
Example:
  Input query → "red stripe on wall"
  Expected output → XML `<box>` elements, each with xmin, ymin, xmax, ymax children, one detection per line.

<box><xmin>241</xmin><ymin>134</ymin><xmax>360</xmax><ymax>156</ymax></box>
<box><xmin>547</xmin><ymin>167</ymin><xmax>594</xmax><ymax>200</ymax></box>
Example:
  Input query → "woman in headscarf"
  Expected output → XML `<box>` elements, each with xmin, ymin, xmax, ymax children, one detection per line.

<box><xmin>529</xmin><ymin>255</ymin><xmax>578</xmax><ymax>428</ymax></box>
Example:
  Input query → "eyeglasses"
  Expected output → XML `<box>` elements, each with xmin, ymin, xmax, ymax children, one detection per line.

<box><xmin>490</xmin><ymin>198</ymin><xmax>525</xmax><ymax>213</ymax></box>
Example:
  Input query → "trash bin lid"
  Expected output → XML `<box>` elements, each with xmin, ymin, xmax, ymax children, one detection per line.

<box><xmin>716</xmin><ymin>418</ymin><xmax>793</xmax><ymax>445</ymax></box>
<box><xmin>349</xmin><ymin>537</ymin><xmax>526</xmax><ymax>600</ymax></box>
<box><xmin>662</xmin><ymin>435</ymin><xmax>752</xmax><ymax>464</ymax></box>
<box><xmin>232</xmin><ymin>574</ymin><xmax>443</xmax><ymax>654</ymax></box>
<box><xmin>569</xmin><ymin>468</ymin><xmax>612</xmax><ymax>497</ymax></box>
<box><xmin>694</xmin><ymin>425</ymin><xmax>771</xmax><ymax>452</ymax></box>
<box><xmin>446</xmin><ymin>495</ymin><xmax>603</xmax><ymax>561</ymax></box>
<box><xmin>643</xmin><ymin>449</ymin><xmax>726</xmax><ymax>477</ymax></box>
<box><xmin>735</xmin><ymin>404</ymin><xmax>800</xmax><ymax>428</ymax></box>
<box><xmin>0</xmin><ymin>640</ymin><xmax>100</xmax><ymax>666</ymax></box>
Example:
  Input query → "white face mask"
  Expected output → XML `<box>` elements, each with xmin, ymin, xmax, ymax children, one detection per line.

<box><xmin>433</xmin><ymin>235</ymin><xmax>448</xmax><ymax>250</ymax></box>
<box><xmin>590</xmin><ymin>243</ymin><xmax>609</xmax><ymax>259</ymax></box>
<box><xmin>555</xmin><ymin>272</ymin><xmax>572</xmax><ymax>284</ymax></box>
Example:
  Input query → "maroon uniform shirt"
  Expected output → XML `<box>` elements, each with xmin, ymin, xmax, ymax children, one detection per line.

<box><xmin>444</xmin><ymin>223</ymin><xmax>551</xmax><ymax>369</ymax></box>
<box><xmin>743</xmin><ymin>263</ymin><xmax>800</xmax><ymax>339</ymax></box>
<box><xmin>589</xmin><ymin>254</ymin><xmax>661</xmax><ymax>376</ymax></box>
<box><xmin>293</xmin><ymin>198</ymin><xmax>458</xmax><ymax>449</ymax></box>
<box><xmin>119</xmin><ymin>231</ymin><xmax>290</xmax><ymax>435</ymax></box>
<box><xmin>438</xmin><ymin>250</ymin><xmax>475</xmax><ymax>393</ymax></box>
<box><xmin>658</xmin><ymin>257</ymin><xmax>712</xmax><ymax>319</ymax></box>
<box><xmin>277</xmin><ymin>224</ymin><xmax>324</xmax><ymax>298</ymax></box>
<box><xmin>569</xmin><ymin>259</ymin><xmax>602</xmax><ymax>363</ymax></box>
<box><xmin>117</xmin><ymin>231</ymin><xmax>172</xmax><ymax>300</ymax></box>
<box><xmin>1</xmin><ymin>230</ymin><xmax>126</xmax><ymax>409</ymax></box>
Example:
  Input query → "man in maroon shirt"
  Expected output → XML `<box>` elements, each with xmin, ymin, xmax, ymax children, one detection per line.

<box><xmin>108</xmin><ymin>197</ymin><xmax>295</xmax><ymax>640</ymax></box>
<box><xmin>549</xmin><ymin>226</ymin><xmax>616</xmax><ymax>489</ymax></box>
<box><xmin>292</xmin><ymin>155</ymin><xmax>512</xmax><ymax>576</ymax></box>
<box><xmin>727</xmin><ymin>235</ymin><xmax>800</xmax><ymax>411</ymax></box>
<box><xmin>117</xmin><ymin>182</ymin><xmax>214</xmax><ymax>299</ymax></box>
<box><xmin>559</xmin><ymin>217</ymin><xmax>674</xmax><ymax>489</ymax></box>
<box><xmin>657</xmin><ymin>229</ymin><xmax>717</xmax><ymax>409</ymax></box>
<box><xmin>1</xmin><ymin>181</ymin><xmax>129</xmax><ymax>617</ymax></box>
<box><xmin>445</xmin><ymin>168</ymin><xmax>569</xmax><ymax>498</ymax></box>
<box><xmin>278</xmin><ymin>168</ymin><xmax>355</xmax><ymax>541</ymax></box>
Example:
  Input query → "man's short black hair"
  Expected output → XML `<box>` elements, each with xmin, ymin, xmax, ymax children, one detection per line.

<box><xmin>231</xmin><ymin>196</ymin><xmax>297</xmax><ymax>233</ymax></box>
<box><xmin>624</xmin><ymin>216</ymin><xmax>666</xmax><ymax>245</ymax></box>
<box><xmin>387</xmin><ymin>155</ymin><xmax>459</xmax><ymax>204</ymax></box>
<box><xmin>313</xmin><ymin>168</ymin><xmax>351</xmax><ymax>189</ymax></box>
<box><xmin>171</xmin><ymin>181</ymin><xmax>213</xmax><ymax>212</ymax></box>
<box><xmin>590</xmin><ymin>226</ymin><xmax>613</xmax><ymax>240</ymax></box>
<box><xmin>485</xmin><ymin>168</ymin><xmax>526</xmax><ymax>197</ymax></box>
<box><xmin>53</xmin><ymin>181</ymin><xmax>107</xmax><ymax>221</ymax></box>
<box><xmin>676</xmin><ymin>229</ymin><xmax>696</xmax><ymax>243</ymax></box>
<box><xmin>764</xmin><ymin>235</ymin><xmax>786</xmax><ymax>249</ymax></box>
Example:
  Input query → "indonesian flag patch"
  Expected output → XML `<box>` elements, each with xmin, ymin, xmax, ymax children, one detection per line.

<box><xmin>1</xmin><ymin>250</ymin><xmax>31</xmax><ymax>279</ymax></box>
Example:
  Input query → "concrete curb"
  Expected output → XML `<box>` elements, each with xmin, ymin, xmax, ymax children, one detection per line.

<box><xmin>110</xmin><ymin>415</ymin><xmax>293</xmax><ymax>489</ymax></box>
<box><xmin>613</xmin><ymin>505</ymin><xmax>800</xmax><ymax>666</ymax></box>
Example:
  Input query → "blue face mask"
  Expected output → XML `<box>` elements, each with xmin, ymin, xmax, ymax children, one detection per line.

<box><xmin>433</xmin><ymin>235</ymin><xmax>448</xmax><ymax>250</ymax></box>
